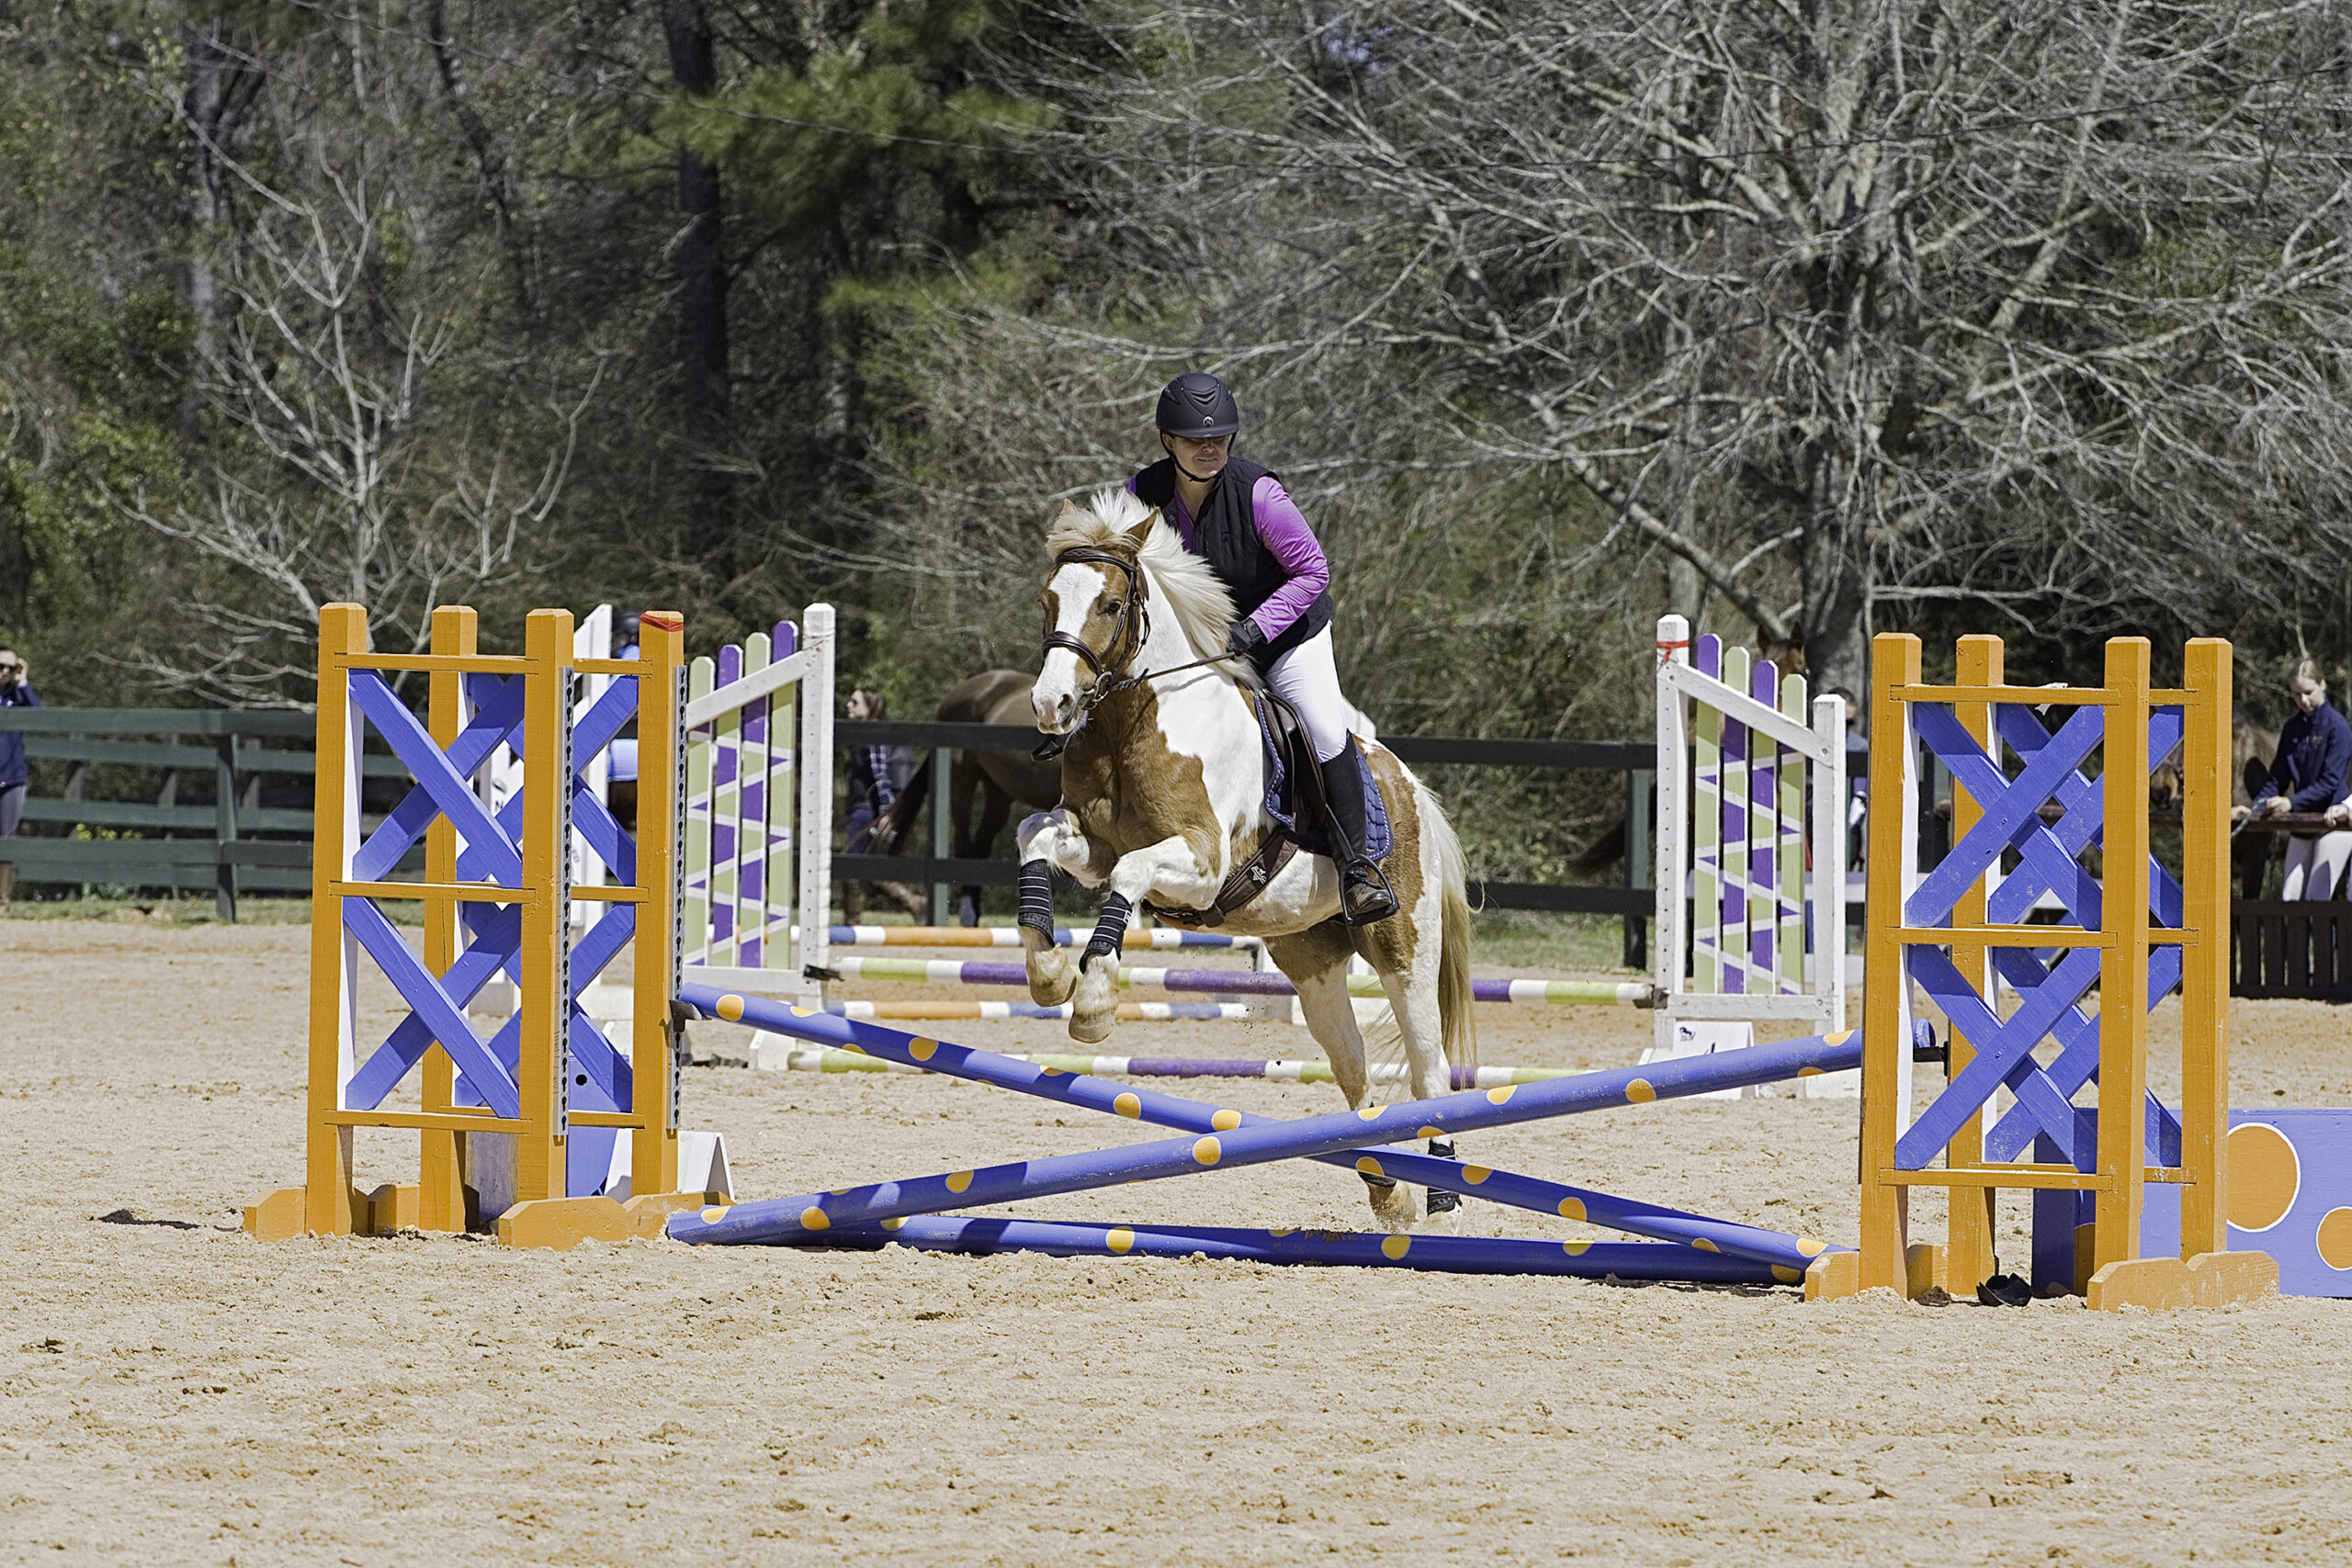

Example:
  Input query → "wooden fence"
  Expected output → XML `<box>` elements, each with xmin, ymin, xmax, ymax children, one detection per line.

<box><xmin>0</xmin><ymin>708</ymin><xmax>414</xmax><ymax>919</ymax></box>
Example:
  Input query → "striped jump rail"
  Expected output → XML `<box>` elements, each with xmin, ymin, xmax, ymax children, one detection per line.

<box><xmin>826</xmin><ymin>955</ymin><xmax>1653</xmax><ymax>1006</ymax></box>
<box><xmin>766</xmin><ymin>1046</ymin><xmax>1585</xmax><ymax>1088</ymax></box>
<box><xmin>672</xmin><ymin>982</ymin><xmax>1925</xmax><ymax>1278</ymax></box>
<box><xmin>827</xmin><ymin>1001</ymin><xmax>1251</xmax><ymax>1023</ymax></box>
<box><xmin>801</xmin><ymin>924</ymin><xmax>1263</xmax><ymax>952</ymax></box>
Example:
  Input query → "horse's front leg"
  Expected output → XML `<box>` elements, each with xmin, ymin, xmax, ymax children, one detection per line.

<box><xmin>1067</xmin><ymin>834</ymin><xmax>1222</xmax><ymax>1046</ymax></box>
<box><xmin>1016</xmin><ymin>808</ymin><xmax>1106</xmax><ymax>1007</ymax></box>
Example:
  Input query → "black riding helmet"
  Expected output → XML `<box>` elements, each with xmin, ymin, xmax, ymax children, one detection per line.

<box><xmin>1156</xmin><ymin>371</ymin><xmax>1239</xmax><ymax>438</ymax></box>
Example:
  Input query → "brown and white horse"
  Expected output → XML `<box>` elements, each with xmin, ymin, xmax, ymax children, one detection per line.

<box><xmin>1017</xmin><ymin>489</ymin><xmax>1476</xmax><ymax>1229</ymax></box>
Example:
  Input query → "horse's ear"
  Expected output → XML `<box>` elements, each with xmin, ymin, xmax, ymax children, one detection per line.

<box><xmin>1057</xmin><ymin>498</ymin><xmax>1076</xmax><ymax>518</ymax></box>
<box><xmin>1125</xmin><ymin>507</ymin><xmax>1160</xmax><ymax>550</ymax></box>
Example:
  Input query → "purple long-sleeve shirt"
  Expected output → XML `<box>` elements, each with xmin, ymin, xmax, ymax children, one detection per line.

<box><xmin>1127</xmin><ymin>473</ymin><xmax>1331</xmax><ymax>640</ymax></box>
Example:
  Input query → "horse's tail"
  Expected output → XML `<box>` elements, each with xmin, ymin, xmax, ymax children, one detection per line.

<box><xmin>1420</xmin><ymin>787</ymin><xmax>1479</xmax><ymax>1079</ymax></box>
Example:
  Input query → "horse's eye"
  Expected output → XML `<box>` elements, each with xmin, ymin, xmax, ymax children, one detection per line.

<box><xmin>1102</xmin><ymin>599</ymin><xmax>1124</xmax><ymax>617</ymax></box>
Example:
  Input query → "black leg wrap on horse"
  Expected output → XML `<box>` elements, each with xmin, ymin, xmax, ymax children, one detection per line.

<box><xmin>1017</xmin><ymin>859</ymin><xmax>1057</xmax><ymax>938</ymax></box>
<box><xmin>1425</xmin><ymin>1138</ymin><xmax>1461</xmax><ymax>1213</ymax></box>
<box><xmin>1082</xmin><ymin>893</ymin><xmax>1132</xmax><ymax>968</ymax></box>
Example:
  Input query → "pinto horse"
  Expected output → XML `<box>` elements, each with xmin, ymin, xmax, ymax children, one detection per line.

<box><xmin>1015</xmin><ymin>490</ymin><xmax>1476</xmax><ymax>1230</ymax></box>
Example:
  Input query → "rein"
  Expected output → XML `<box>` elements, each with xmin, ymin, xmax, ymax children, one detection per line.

<box><xmin>1035</xmin><ymin>545</ymin><xmax>1242</xmax><ymax>759</ymax></box>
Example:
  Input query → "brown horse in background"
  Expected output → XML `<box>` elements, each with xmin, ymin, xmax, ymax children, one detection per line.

<box><xmin>871</xmin><ymin>671</ymin><xmax>1061</xmax><ymax>924</ymax></box>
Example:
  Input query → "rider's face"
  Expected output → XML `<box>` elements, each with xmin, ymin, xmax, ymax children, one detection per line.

<box><xmin>2292</xmin><ymin>676</ymin><xmax>2326</xmax><ymax>715</ymax></box>
<box><xmin>1162</xmin><ymin>432</ymin><xmax>1230</xmax><ymax>479</ymax></box>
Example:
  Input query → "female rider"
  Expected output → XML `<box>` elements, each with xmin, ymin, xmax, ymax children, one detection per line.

<box><xmin>1130</xmin><ymin>371</ymin><xmax>1396</xmax><ymax>924</ymax></box>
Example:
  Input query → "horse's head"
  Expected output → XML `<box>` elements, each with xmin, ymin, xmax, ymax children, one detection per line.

<box><xmin>1033</xmin><ymin>492</ymin><xmax>1159</xmax><ymax>733</ymax></box>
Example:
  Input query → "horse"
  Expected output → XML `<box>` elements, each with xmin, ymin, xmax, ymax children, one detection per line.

<box><xmin>1014</xmin><ymin>488</ymin><xmax>1476</xmax><ymax>1231</ymax></box>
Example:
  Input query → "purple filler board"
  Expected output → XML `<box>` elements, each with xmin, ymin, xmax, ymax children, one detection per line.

<box><xmin>2136</xmin><ymin>1110</ymin><xmax>2352</xmax><ymax>1297</ymax></box>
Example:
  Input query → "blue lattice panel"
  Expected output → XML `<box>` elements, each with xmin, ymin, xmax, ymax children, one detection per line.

<box><xmin>337</xmin><ymin>660</ymin><xmax>650</xmax><ymax>1198</ymax></box>
<box><xmin>1894</xmin><ymin>699</ymin><xmax>2190</xmax><ymax>1182</ymax></box>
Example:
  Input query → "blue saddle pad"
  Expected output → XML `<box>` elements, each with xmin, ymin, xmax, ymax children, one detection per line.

<box><xmin>1253</xmin><ymin>701</ymin><xmax>1393</xmax><ymax>863</ymax></box>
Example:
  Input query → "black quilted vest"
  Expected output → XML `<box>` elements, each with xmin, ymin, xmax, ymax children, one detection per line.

<box><xmin>1132</xmin><ymin>456</ymin><xmax>1333</xmax><ymax>672</ymax></box>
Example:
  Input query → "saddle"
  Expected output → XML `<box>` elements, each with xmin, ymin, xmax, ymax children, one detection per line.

<box><xmin>1147</xmin><ymin>688</ymin><xmax>1347</xmax><ymax>929</ymax></box>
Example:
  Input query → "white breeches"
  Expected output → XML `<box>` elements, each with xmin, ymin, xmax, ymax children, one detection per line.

<box><xmin>2282</xmin><ymin>832</ymin><xmax>2352</xmax><ymax>901</ymax></box>
<box><xmin>1265</xmin><ymin>628</ymin><xmax>1354</xmax><ymax>762</ymax></box>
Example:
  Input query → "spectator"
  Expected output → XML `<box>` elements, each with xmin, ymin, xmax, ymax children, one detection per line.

<box><xmin>0</xmin><ymin>647</ymin><xmax>39</xmax><ymax>908</ymax></box>
<box><xmin>842</xmin><ymin>688</ymin><xmax>922</xmax><ymax>920</ymax></box>
<box><xmin>2238</xmin><ymin>658</ymin><xmax>2352</xmax><ymax>899</ymax></box>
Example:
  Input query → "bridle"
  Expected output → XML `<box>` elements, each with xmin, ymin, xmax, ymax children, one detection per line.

<box><xmin>1035</xmin><ymin>544</ymin><xmax>1242</xmax><ymax>757</ymax></box>
<box><xmin>1040</xmin><ymin>547</ymin><xmax>1152</xmax><ymax>702</ymax></box>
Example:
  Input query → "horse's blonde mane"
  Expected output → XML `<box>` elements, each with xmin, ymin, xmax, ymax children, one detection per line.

<box><xmin>1047</xmin><ymin>488</ymin><xmax>1237</xmax><ymax>660</ymax></box>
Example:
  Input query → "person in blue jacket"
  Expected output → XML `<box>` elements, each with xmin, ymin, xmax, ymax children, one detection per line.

<box><xmin>2239</xmin><ymin>659</ymin><xmax>2352</xmax><ymax>899</ymax></box>
<box><xmin>0</xmin><ymin>647</ymin><xmax>39</xmax><ymax>908</ymax></box>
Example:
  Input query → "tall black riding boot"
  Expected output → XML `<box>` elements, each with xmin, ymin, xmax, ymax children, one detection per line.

<box><xmin>1319</xmin><ymin>743</ymin><xmax>1399</xmax><ymax>924</ymax></box>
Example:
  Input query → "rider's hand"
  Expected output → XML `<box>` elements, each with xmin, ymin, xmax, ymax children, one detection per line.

<box><xmin>1225</xmin><ymin>617</ymin><xmax>1265</xmax><ymax>660</ymax></box>
<box><xmin>2260</xmin><ymin>794</ymin><xmax>2290</xmax><ymax>818</ymax></box>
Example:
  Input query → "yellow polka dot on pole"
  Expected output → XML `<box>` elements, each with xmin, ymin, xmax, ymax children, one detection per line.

<box><xmin>1625</xmin><ymin>1079</ymin><xmax>1657</xmax><ymax>1103</ymax></box>
<box><xmin>716</xmin><ymin>994</ymin><xmax>746</xmax><ymax>1022</ymax></box>
<box><xmin>699</xmin><ymin>1205</ymin><xmax>729</xmax><ymax>1224</ymax></box>
<box><xmin>1461</xmin><ymin>1166</ymin><xmax>1492</xmax><ymax>1185</ymax></box>
<box><xmin>910</xmin><ymin>1037</ymin><xmax>938</xmax><ymax>1061</ymax></box>
<box><xmin>1212</xmin><ymin>1109</ymin><xmax>1241</xmax><ymax>1132</ymax></box>
<box><xmin>945</xmin><ymin>1170</ymin><xmax>974</xmax><ymax>1194</ymax></box>
<box><xmin>799</xmin><ymin>1207</ymin><xmax>829</xmax><ymax>1231</ymax></box>
<box><xmin>1193</xmin><ymin>1137</ymin><xmax>1222</xmax><ymax>1166</ymax></box>
<box><xmin>1114</xmin><ymin>1092</ymin><xmax>1142</xmax><ymax>1119</ymax></box>
<box><xmin>1557</xmin><ymin>1196</ymin><xmax>1586</xmax><ymax>1222</ymax></box>
<box><xmin>1106</xmin><ymin>1227</ymin><xmax>1136</xmax><ymax>1255</ymax></box>
<box><xmin>1486</xmin><ymin>1086</ymin><xmax>1516</xmax><ymax>1105</ymax></box>
<box><xmin>1356</xmin><ymin>1156</ymin><xmax>1385</xmax><ymax>1180</ymax></box>
<box><xmin>1381</xmin><ymin>1235</ymin><xmax>1411</xmax><ymax>1260</ymax></box>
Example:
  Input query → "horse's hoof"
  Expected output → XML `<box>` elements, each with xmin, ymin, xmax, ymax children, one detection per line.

<box><xmin>1026</xmin><ymin>954</ymin><xmax>1076</xmax><ymax>1006</ymax></box>
<box><xmin>1365</xmin><ymin>1181</ymin><xmax>1418</xmax><ymax>1234</ymax></box>
<box><xmin>1068</xmin><ymin>1011</ymin><xmax>1114</xmax><ymax>1046</ymax></box>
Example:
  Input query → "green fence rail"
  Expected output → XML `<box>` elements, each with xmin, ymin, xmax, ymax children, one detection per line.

<box><xmin>0</xmin><ymin>708</ymin><xmax>416</xmax><ymax>919</ymax></box>
<box><xmin>2</xmin><ymin>707</ymin><xmax>1652</xmax><ymax>936</ymax></box>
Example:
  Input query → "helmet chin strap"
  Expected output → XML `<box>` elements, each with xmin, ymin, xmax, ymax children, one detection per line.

<box><xmin>1161</xmin><ymin>434</ymin><xmax>1229</xmax><ymax>486</ymax></box>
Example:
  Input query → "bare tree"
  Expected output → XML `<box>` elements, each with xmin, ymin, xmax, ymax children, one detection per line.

<box><xmin>1021</xmin><ymin>0</ymin><xmax>2352</xmax><ymax>694</ymax></box>
<box><xmin>119</xmin><ymin>19</ymin><xmax>599</xmax><ymax>705</ymax></box>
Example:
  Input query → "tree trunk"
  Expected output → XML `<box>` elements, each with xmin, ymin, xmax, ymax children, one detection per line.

<box><xmin>427</xmin><ymin>0</ymin><xmax>535</xmax><ymax>319</ymax></box>
<box><xmin>662</xmin><ymin>0</ymin><xmax>732</xmax><ymax>569</ymax></box>
<box><xmin>179</xmin><ymin>18</ymin><xmax>232</xmax><ymax>446</ymax></box>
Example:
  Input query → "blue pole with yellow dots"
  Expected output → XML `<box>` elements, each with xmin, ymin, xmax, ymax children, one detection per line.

<box><xmin>668</xmin><ymin>984</ymin><xmax>1894</xmax><ymax>1266</ymax></box>
<box><xmin>805</xmin><ymin>1216</ymin><xmax>1787</xmax><ymax>1283</ymax></box>
<box><xmin>675</xmin><ymin>981</ymin><xmax>1848</xmax><ymax>1274</ymax></box>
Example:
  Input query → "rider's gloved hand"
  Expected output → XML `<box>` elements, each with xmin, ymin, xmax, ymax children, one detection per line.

<box><xmin>1225</xmin><ymin>616</ymin><xmax>1266</xmax><ymax>660</ymax></box>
